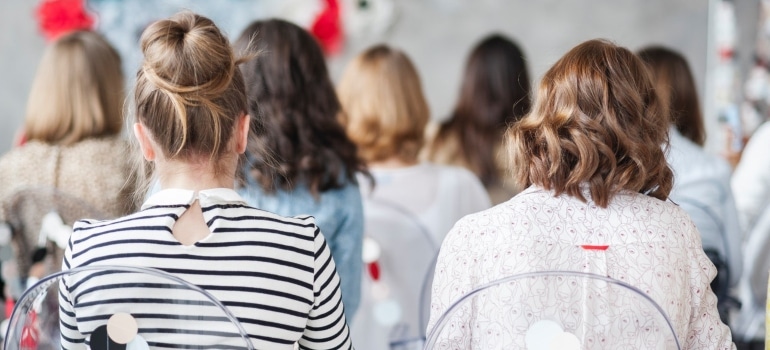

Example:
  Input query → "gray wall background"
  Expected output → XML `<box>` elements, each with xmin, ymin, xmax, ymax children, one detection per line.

<box><xmin>0</xmin><ymin>0</ymin><xmax>760</xmax><ymax>156</ymax></box>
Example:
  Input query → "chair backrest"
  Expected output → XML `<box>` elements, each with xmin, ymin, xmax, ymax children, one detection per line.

<box><xmin>672</xmin><ymin>195</ymin><xmax>733</xmax><ymax>324</ymax></box>
<box><xmin>425</xmin><ymin>271</ymin><xmax>681</xmax><ymax>350</ymax></box>
<box><xmin>352</xmin><ymin>198</ymin><xmax>439</xmax><ymax>350</ymax></box>
<box><xmin>0</xmin><ymin>187</ymin><xmax>109</xmax><ymax>299</ymax></box>
<box><xmin>733</xmin><ymin>202</ymin><xmax>770</xmax><ymax>341</ymax></box>
<box><xmin>3</xmin><ymin>265</ymin><xmax>255</xmax><ymax>349</ymax></box>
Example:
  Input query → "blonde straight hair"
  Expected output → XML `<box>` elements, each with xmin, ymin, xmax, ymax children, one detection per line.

<box><xmin>337</xmin><ymin>45</ymin><xmax>430</xmax><ymax>163</ymax></box>
<box><xmin>24</xmin><ymin>31</ymin><xmax>124</xmax><ymax>145</ymax></box>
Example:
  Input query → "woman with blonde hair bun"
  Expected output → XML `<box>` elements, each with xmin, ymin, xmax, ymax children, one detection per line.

<box><xmin>58</xmin><ymin>12</ymin><xmax>351</xmax><ymax>349</ymax></box>
<box><xmin>427</xmin><ymin>39</ymin><xmax>734</xmax><ymax>349</ymax></box>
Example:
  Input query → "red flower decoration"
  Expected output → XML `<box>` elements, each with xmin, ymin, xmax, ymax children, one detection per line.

<box><xmin>36</xmin><ymin>0</ymin><xmax>95</xmax><ymax>42</ymax></box>
<box><xmin>367</xmin><ymin>261</ymin><xmax>380</xmax><ymax>281</ymax></box>
<box><xmin>311</xmin><ymin>0</ymin><xmax>344</xmax><ymax>55</ymax></box>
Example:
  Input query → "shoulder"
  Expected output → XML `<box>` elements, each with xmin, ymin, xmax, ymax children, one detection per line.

<box><xmin>62</xmin><ymin>136</ymin><xmax>129</xmax><ymax>156</ymax></box>
<box><xmin>0</xmin><ymin>141</ymin><xmax>52</xmax><ymax>165</ymax></box>
<box><xmin>668</xmin><ymin>135</ymin><xmax>731</xmax><ymax>183</ymax></box>
<box><xmin>431</xmin><ymin>163</ymin><xmax>487</xmax><ymax>195</ymax></box>
<box><xmin>206</xmin><ymin>200</ymin><xmax>320</xmax><ymax>229</ymax></box>
<box><xmin>750</xmin><ymin>121</ymin><xmax>770</xmax><ymax>143</ymax></box>
<box><xmin>426</xmin><ymin>163</ymin><xmax>480</xmax><ymax>182</ymax></box>
<box><xmin>68</xmin><ymin>209</ymin><xmax>154</xmax><ymax>254</ymax></box>
<box><xmin>0</xmin><ymin>142</ymin><xmax>56</xmax><ymax>192</ymax></box>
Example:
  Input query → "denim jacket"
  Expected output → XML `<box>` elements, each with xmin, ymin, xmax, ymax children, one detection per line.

<box><xmin>238</xmin><ymin>175</ymin><xmax>364</xmax><ymax>321</ymax></box>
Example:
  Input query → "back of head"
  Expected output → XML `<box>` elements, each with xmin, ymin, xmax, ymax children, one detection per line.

<box><xmin>457</xmin><ymin>34</ymin><xmax>531</xmax><ymax>130</ymax></box>
<box><xmin>637</xmin><ymin>46</ymin><xmax>705</xmax><ymax>146</ymax></box>
<box><xmin>234</xmin><ymin>19</ymin><xmax>364</xmax><ymax>194</ymax></box>
<box><xmin>338</xmin><ymin>45</ymin><xmax>430</xmax><ymax>164</ymax></box>
<box><xmin>133</xmin><ymin>12</ymin><xmax>247</xmax><ymax>162</ymax></box>
<box><xmin>24</xmin><ymin>31</ymin><xmax>124</xmax><ymax>145</ymax></box>
<box><xmin>430</xmin><ymin>34</ymin><xmax>531</xmax><ymax>185</ymax></box>
<box><xmin>508</xmin><ymin>39</ymin><xmax>672</xmax><ymax>207</ymax></box>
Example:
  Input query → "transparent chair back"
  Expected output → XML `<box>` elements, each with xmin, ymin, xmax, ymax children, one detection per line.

<box><xmin>733</xmin><ymin>203</ymin><xmax>770</xmax><ymax>341</ymax></box>
<box><xmin>4</xmin><ymin>265</ymin><xmax>255</xmax><ymax>349</ymax></box>
<box><xmin>425</xmin><ymin>271</ymin><xmax>681</xmax><ymax>350</ymax></box>
<box><xmin>352</xmin><ymin>198</ymin><xmax>439</xmax><ymax>350</ymax></box>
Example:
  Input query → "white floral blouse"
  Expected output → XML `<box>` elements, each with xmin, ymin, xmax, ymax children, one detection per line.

<box><xmin>427</xmin><ymin>186</ymin><xmax>735</xmax><ymax>349</ymax></box>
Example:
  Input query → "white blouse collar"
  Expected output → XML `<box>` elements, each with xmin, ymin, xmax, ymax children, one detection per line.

<box><xmin>141</xmin><ymin>188</ymin><xmax>247</xmax><ymax>210</ymax></box>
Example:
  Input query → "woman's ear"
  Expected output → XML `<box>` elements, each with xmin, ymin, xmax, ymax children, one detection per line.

<box><xmin>133</xmin><ymin>123</ymin><xmax>156</xmax><ymax>161</ymax></box>
<box><xmin>236</xmin><ymin>113</ymin><xmax>250</xmax><ymax>154</ymax></box>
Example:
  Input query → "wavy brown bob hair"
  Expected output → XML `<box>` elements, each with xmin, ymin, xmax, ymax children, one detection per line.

<box><xmin>508</xmin><ymin>39</ymin><xmax>673</xmax><ymax>208</ymax></box>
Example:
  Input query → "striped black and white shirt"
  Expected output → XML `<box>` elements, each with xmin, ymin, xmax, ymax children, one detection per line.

<box><xmin>59</xmin><ymin>188</ymin><xmax>352</xmax><ymax>349</ymax></box>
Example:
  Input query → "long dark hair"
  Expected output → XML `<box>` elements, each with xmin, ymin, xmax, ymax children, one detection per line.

<box><xmin>427</xmin><ymin>34</ymin><xmax>531</xmax><ymax>186</ymax></box>
<box><xmin>235</xmin><ymin>19</ymin><xmax>367</xmax><ymax>195</ymax></box>
<box><xmin>637</xmin><ymin>46</ymin><xmax>705</xmax><ymax>146</ymax></box>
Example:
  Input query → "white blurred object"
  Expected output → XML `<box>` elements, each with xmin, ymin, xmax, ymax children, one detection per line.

<box><xmin>40</xmin><ymin>211</ymin><xmax>71</xmax><ymax>249</ymax></box>
<box><xmin>341</xmin><ymin>0</ymin><xmax>396</xmax><ymax>39</ymax></box>
<box><xmin>715</xmin><ymin>0</ymin><xmax>736</xmax><ymax>51</ymax></box>
<box><xmin>0</xmin><ymin>222</ymin><xmax>11</xmax><ymax>247</ymax></box>
<box><xmin>744</xmin><ymin>66</ymin><xmax>770</xmax><ymax>102</ymax></box>
<box><xmin>266</xmin><ymin>0</ymin><xmax>323</xmax><ymax>28</ymax></box>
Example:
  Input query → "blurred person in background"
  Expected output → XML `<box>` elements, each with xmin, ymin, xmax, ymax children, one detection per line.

<box><xmin>0</xmin><ymin>30</ymin><xmax>133</xmax><ymax>295</ymax></box>
<box><xmin>423</xmin><ymin>34</ymin><xmax>531</xmax><ymax>204</ymax></box>
<box><xmin>638</xmin><ymin>46</ymin><xmax>742</xmax><ymax>324</ymax></box>
<box><xmin>338</xmin><ymin>44</ymin><xmax>490</xmax><ymax>350</ymax></box>
<box><xmin>234</xmin><ymin>19</ymin><xmax>367</xmax><ymax>319</ymax></box>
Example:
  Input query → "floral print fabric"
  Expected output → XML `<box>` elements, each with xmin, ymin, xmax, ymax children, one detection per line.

<box><xmin>427</xmin><ymin>186</ymin><xmax>735</xmax><ymax>349</ymax></box>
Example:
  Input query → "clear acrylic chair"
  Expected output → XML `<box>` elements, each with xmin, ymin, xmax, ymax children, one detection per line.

<box><xmin>352</xmin><ymin>198</ymin><xmax>439</xmax><ymax>350</ymax></box>
<box><xmin>3</xmin><ymin>265</ymin><xmax>255</xmax><ymax>349</ymax></box>
<box><xmin>425</xmin><ymin>270</ymin><xmax>681</xmax><ymax>350</ymax></box>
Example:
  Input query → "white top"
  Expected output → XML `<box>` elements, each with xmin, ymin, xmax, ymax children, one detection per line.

<box><xmin>666</xmin><ymin>128</ymin><xmax>743</xmax><ymax>286</ymax></box>
<box><xmin>732</xmin><ymin>121</ymin><xmax>770</xmax><ymax>232</ymax></box>
<box><xmin>428</xmin><ymin>186</ymin><xmax>734</xmax><ymax>349</ymax></box>
<box><xmin>731</xmin><ymin>121</ymin><xmax>770</xmax><ymax>340</ymax></box>
<box><xmin>59</xmin><ymin>188</ymin><xmax>351</xmax><ymax>349</ymax></box>
<box><xmin>358</xmin><ymin>163</ymin><xmax>492</xmax><ymax>243</ymax></box>
<box><xmin>352</xmin><ymin>163</ymin><xmax>491</xmax><ymax>350</ymax></box>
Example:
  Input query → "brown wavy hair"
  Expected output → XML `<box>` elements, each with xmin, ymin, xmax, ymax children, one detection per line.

<box><xmin>637</xmin><ymin>46</ymin><xmax>705</xmax><ymax>146</ymax></box>
<box><xmin>235</xmin><ymin>19</ymin><xmax>367</xmax><ymax>195</ymax></box>
<box><xmin>508</xmin><ymin>39</ymin><xmax>672</xmax><ymax>207</ymax></box>
<box><xmin>427</xmin><ymin>34</ymin><xmax>530</xmax><ymax>186</ymax></box>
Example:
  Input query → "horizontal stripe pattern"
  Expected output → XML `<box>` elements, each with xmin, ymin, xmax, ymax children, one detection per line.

<box><xmin>58</xmin><ymin>190</ymin><xmax>351</xmax><ymax>349</ymax></box>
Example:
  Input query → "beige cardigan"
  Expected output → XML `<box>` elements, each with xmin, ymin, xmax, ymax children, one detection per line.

<box><xmin>0</xmin><ymin>136</ymin><xmax>135</xmax><ymax>289</ymax></box>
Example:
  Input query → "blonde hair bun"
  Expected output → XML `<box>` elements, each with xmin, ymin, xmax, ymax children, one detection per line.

<box><xmin>133</xmin><ymin>11</ymin><xmax>248</xmax><ymax>162</ymax></box>
<box><xmin>139</xmin><ymin>12</ymin><xmax>235</xmax><ymax>100</ymax></box>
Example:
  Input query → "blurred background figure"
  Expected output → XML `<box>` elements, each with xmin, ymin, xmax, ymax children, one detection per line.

<box><xmin>234</xmin><ymin>19</ymin><xmax>368</xmax><ymax>319</ymax></box>
<box><xmin>423</xmin><ymin>34</ymin><xmax>531</xmax><ymax>204</ymax></box>
<box><xmin>638</xmin><ymin>46</ymin><xmax>743</xmax><ymax>325</ymax></box>
<box><xmin>0</xmin><ymin>30</ymin><xmax>133</xmax><ymax>301</ymax></box>
<box><xmin>730</xmin><ymin>112</ymin><xmax>770</xmax><ymax>349</ymax></box>
<box><xmin>427</xmin><ymin>39</ymin><xmax>734</xmax><ymax>349</ymax></box>
<box><xmin>337</xmin><ymin>44</ymin><xmax>491</xmax><ymax>349</ymax></box>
